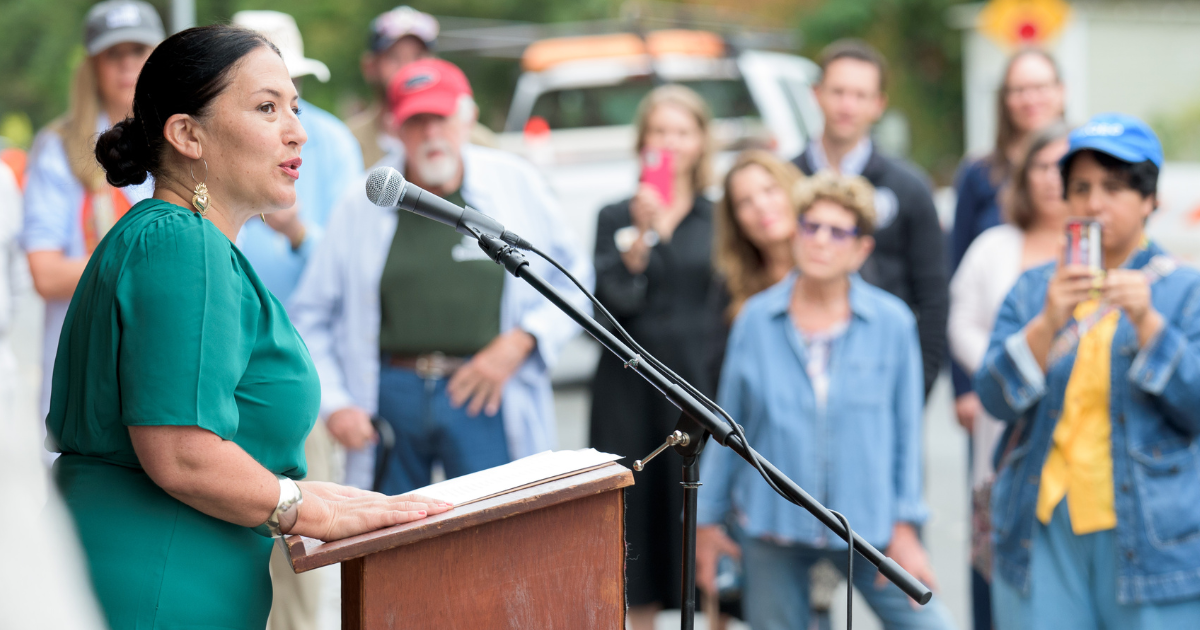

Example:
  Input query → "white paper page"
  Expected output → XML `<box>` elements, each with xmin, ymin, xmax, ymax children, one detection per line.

<box><xmin>407</xmin><ymin>449</ymin><xmax>622</xmax><ymax>506</ymax></box>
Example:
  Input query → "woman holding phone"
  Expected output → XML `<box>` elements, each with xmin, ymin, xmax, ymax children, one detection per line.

<box><xmin>978</xmin><ymin>114</ymin><xmax>1200</xmax><ymax>629</ymax></box>
<box><xmin>589</xmin><ymin>84</ymin><xmax>716</xmax><ymax>630</ymax></box>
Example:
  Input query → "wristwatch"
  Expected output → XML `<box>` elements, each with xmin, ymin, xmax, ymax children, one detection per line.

<box><xmin>253</xmin><ymin>476</ymin><xmax>303</xmax><ymax>538</ymax></box>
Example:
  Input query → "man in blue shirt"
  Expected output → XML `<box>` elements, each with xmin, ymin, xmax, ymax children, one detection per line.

<box><xmin>233</xmin><ymin>11</ymin><xmax>364</xmax><ymax>305</ymax></box>
<box><xmin>231</xmin><ymin>12</ymin><xmax>363</xmax><ymax>630</ymax></box>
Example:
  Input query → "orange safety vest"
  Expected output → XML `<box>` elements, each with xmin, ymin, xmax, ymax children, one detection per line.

<box><xmin>81</xmin><ymin>186</ymin><xmax>132</xmax><ymax>254</ymax></box>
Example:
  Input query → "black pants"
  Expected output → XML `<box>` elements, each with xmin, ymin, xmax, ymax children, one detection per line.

<box><xmin>590</xmin><ymin>353</ymin><xmax>685</xmax><ymax>609</ymax></box>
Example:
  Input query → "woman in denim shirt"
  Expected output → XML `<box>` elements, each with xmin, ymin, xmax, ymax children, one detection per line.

<box><xmin>696</xmin><ymin>172</ymin><xmax>956</xmax><ymax>630</ymax></box>
<box><xmin>977</xmin><ymin>114</ymin><xmax>1200</xmax><ymax>629</ymax></box>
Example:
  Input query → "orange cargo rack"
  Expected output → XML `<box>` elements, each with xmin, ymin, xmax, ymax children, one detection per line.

<box><xmin>521</xmin><ymin>30</ymin><xmax>726</xmax><ymax>72</ymax></box>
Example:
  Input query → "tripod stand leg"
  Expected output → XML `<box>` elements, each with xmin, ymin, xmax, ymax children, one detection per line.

<box><xmin>681</xmin><ymin>454</ymin><xmax>700</xmax><ymax>630</ymax></box>
<box><xmin>630</xmin><ymin>414</ymin><xmax>711</xmax><ymax>630</ymax></box>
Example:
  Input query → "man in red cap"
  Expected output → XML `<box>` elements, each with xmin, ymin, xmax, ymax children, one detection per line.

<box><xmin>387</xmin><ymin>58</ymin><xmax>475</xmax><ymax>191</ymax></box>
<box><xmin>290</xmin><ymin>59</ymin><xmax>593</xmax><ymax>494</ymax></box>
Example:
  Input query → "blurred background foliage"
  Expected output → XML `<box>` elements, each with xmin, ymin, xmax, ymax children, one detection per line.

<box><xmin>795</xmin><ymin>0</ymin><xmax>964</xmax><ymax>180</ymax></box>
<box><xmin>1154</xmin><ymin>101</ymin><xmax>1200</xmax><ymax>163</ymax></box>
<box><xmin>0</xmin><ymin>0</ymin><xmax>965</xmax><ymax>181</ymax></box>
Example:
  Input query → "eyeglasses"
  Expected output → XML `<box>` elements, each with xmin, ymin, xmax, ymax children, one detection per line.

<box><xmin>799</xmin><ymin>218</ymin><xmax>858</xmax><ymax>242</ymax></box>
<box><xmin>1004</xmin><ymin>81</ymin><xmax>1058</xmax><ymax>98</ymax></box>
<box><xmin>1029</xmin><ymin>160</ymin><xmax>1059</xmax><ymax>175</ymax></box>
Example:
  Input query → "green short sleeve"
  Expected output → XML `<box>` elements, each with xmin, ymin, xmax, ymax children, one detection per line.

<box><xmin>116</xmin><ymin>216</ymin><xmax>254</xmax><ymax>438</ymax></box>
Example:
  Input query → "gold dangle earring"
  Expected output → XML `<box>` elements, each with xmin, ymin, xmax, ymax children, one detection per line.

<box><xmin>190</xmin><ymin>158</ymin><xmax>210</xmax><ymax>216</ymax></box>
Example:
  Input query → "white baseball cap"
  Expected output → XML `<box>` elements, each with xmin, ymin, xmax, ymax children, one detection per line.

<box><xmin>369</xmin><ymin>6</ymin><xmax>439</xmax><ymax>53</ymax></box>
<box><xmin>232</xmin><ymin>10</ymin><xmax>330</xmax><ymax>83</ymax></box>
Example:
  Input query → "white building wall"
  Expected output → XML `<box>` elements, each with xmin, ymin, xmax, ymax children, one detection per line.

<box><xmin>954</xmin><ymin>1</ymin><xmax>1200</xmax><ymax>158</ymax></box>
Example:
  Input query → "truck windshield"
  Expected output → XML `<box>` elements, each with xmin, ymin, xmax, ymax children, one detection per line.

<box><xmin>529</xmin><ymin>77</ymin><xmax>759</xmax><ymax>129</ymax></box>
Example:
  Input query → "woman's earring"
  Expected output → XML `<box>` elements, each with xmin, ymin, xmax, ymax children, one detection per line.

<box><xmin>190</xmin><ymin>158</ymin><xmax>210</xmax><ymax>216</ymax></box>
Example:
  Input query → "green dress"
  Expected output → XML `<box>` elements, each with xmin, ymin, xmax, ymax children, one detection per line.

<box><xmin>47</xmin><ymin>199</ymin><xmax>320</xmax><ymax>629</ymax></box>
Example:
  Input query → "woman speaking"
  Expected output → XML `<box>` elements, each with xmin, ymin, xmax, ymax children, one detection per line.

<box><xmin>48</xmin><ymin>25</ymin><xmax>448</xmax><ymax>629</ymax></box>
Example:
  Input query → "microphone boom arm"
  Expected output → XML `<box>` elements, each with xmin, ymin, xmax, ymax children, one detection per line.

<box><xmin>473</xmin><ymin>233</ymin><xmax>933</xmax><ymax>606</ymax></box>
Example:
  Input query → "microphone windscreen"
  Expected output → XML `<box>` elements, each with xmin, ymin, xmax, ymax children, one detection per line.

<box><xmin>365</xmin><ymin>166</ymin><xmax>406</xmax><ymax>207</ymax></box>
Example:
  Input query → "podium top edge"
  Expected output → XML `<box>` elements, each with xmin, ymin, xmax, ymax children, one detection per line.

<box><xmin>286</xmin><ymin>462</ymin><xmax>633</xmax><ymax>572</ymax></box>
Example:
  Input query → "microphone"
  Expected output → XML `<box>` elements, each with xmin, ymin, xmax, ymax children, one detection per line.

<box><xmin>365</xmin><ymin>166</ymin><xmax>531</xmax><ymax>249</ymax></box>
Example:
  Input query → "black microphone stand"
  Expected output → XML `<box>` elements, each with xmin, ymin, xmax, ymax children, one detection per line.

<box><xmin>474</xmin><ymin>234</ymin><xmax>932</xmax><ymax>628</ymax></box>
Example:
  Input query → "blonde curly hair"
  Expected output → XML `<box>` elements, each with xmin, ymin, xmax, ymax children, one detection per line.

<box><xmin>794</xmin><ymin>170</ymin><xmax>877</xmax><ymax>237</ymax></box>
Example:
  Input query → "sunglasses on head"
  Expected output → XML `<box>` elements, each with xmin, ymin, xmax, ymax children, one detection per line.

<box><xmin>798</xmin><ymin>217</ymin><xmax>859</xmax><ymax>242</ymax></box>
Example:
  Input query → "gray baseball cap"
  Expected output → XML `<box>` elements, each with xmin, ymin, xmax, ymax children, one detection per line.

<box><xmin>84</xmin><ymin>0</ymin><xmax>165</xmax><ymax>56</ymax></box>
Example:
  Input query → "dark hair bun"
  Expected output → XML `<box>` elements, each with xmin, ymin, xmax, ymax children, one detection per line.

<box><xmin>94</xmin><ymin>118</ymin><xmax>151</xmax><ymax>188</ymax></box>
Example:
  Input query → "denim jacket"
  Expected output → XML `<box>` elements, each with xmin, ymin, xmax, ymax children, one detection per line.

<box><xmin>976</xmin><ymin>242</ymin><xmax>1200</xmax><ymax>604</ymax></box>
<box><xmin>697</xmin><ymin>272</ymin><xmax>928</xmax><ymax>549</ymax></box>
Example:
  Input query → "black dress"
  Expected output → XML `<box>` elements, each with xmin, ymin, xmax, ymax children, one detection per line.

<box><xmin>589</xmin><ymin>196</ymin><xmax>721</xmax><ymax>609</ymax></box>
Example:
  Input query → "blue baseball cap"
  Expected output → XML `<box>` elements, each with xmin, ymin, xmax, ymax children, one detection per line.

<box><xmin>1063</xmin><ymin>113</ymin><xmax>1163</xmax><ymax>169</ymax></box>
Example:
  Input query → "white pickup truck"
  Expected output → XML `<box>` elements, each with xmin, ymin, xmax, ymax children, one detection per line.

<box><xmin>496</xmin><ymin>30</ymin><xmax>825</xmax><ymax>253</ymax></box>
<box><xmin>492</xmin><ymin>31</ymin><xmax>825</xmax><ymax>383</ymax></box>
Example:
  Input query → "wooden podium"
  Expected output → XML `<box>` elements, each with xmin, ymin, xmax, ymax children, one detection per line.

<box><xmin>284</xmin><ymin>464</ymin><xmax>634</xmax><ymax>629</ymax></box>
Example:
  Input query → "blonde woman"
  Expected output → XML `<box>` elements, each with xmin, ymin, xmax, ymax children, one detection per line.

<box><xmin>588</xmin><ymin>84</ymin><xmax>716</xmax><ymax>629</ymax></box>
<box><xmin>697</xmin><ymin>172</ymin><xmax>955</xmax><ymax>630</ymax></box>
<box><xmin>21</xmin><ymin>1</ymin><xmax>163</xmax><ymax>452</ymax></box>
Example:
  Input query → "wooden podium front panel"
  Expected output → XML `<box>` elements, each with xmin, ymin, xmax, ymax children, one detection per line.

<box><xmin>343</xmin><ymin>488</ymin><xmax>625</xmax><ymax>630</ymax></box>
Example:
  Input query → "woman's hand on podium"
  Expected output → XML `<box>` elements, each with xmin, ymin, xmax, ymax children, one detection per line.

<box><xmin>127</xmin><ymin>425</ymin><xmax>450</xmax><ymax>540</ymax></box>
<box><xmin>288</xmin><ymin>481</ymin><xmax>453</xmax><ymax>542</ymax></box>
<box><xmin>695</xmin><ymin>525</ymin><xmax>741</xmax><ymax>596</ymax></box>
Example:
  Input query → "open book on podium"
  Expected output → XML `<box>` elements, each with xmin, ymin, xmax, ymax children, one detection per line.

<box><xmin>284</xmin><ymin>449</ymin><xmax>634</xmax><ymax>629</ymax></box>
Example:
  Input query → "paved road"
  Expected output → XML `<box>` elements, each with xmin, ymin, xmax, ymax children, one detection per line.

<box><xmin>11</xmin><ymin>285</ymin><xmax>43</xmax><ymax>460</ymax></box>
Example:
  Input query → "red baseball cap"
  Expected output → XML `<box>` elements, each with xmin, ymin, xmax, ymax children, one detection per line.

<box><xmin>388</xmin><ymin>58</ymin><xmax>473</xmax><ymax>128</ymax></box>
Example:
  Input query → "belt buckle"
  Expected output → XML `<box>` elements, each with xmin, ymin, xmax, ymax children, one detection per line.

<box><xmin>415</xmin><ymin>352</ymin><xmax>449</xmax><ymax>379</ymax></box>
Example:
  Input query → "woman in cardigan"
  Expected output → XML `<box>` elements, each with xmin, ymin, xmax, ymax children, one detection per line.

<box><xmin>948</xmin><ymin>123</ymin><xmax>1069</xmax><ymax>596</ymax></box>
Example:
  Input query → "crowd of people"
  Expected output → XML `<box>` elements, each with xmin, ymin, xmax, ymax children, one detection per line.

<box><xmin>3</xmin><ymin>2</ymin><xmax>1200</xmax><ymax>630</ymax></box>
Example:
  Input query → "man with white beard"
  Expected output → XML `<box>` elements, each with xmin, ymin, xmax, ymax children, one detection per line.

<box><xmin>289</xmin><ymin>59</ymin><xmax>592</xmax><ymax>493</ymax></box>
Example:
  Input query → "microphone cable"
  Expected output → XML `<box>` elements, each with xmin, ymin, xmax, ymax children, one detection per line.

<box><xmin>830</xmin><ymin>510</ymin><xmax>854</xmax><ymax>630</ymax></box>
<box><xmin>529</xmin><ymin>244</ymin><xmax>806</xmax><ymax>527</ymax></box>
<box><xmin>528</xmin><ymin>242</ymin><xmax>858</xmax><ymax>629</ymax></box>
